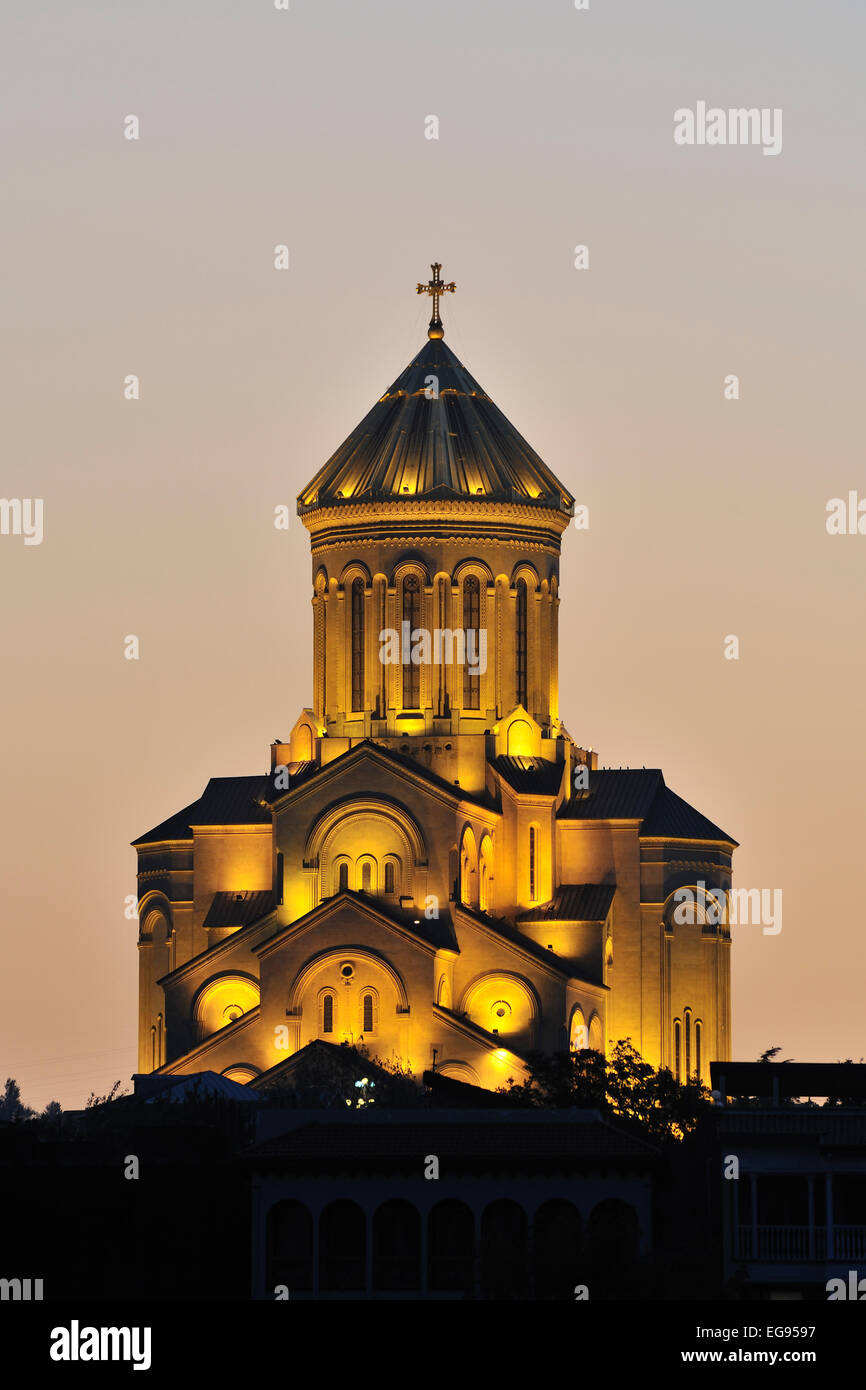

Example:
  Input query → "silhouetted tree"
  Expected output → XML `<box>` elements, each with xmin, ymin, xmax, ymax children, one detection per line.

<box><xmin>498</xmin><ymin>1040</ymin><xmax>713</xmax><ymax>1142</ymax></box>
<box><xmin>0</xmin><ymin>1078</ymin><xmax>35</xmax><ymax>1121</ymax></box>
<box><xmin>84</xmin><ymin>1080</ymin><xmax>127</xmax><ymax>1108</ymax></box>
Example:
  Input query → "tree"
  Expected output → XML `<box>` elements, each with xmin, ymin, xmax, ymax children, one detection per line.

<box><xmin>757</xmin><ymin>1046</ymin><xmax>793</xmax><ymax>1063</ymax></box>
<box><xmin>85</xmin><ymin>1080</ymin><xmax>127</xmax><ymax>1108</ymax></box>
<box><xmin>498</xmin><ymin>1040</ymin><xmax>713</xmax><ymax>1142</ymax></box>
<box><xmin>0</xmin><ymin>1078</ymin><xmax>35</xmax><ymax>1122</ymax></box>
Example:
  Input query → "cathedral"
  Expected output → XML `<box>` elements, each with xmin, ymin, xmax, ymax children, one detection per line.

<box><xmin>133</xmin><ymin>266</ymin><xmax>735</xmax><ymax>1094</ymax></box>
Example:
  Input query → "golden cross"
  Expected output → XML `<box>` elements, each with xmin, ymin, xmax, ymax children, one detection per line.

<box><xmin>416</xmin><ymin>261</ymin><xmax>456</xmax><ymax>340</ymax></box>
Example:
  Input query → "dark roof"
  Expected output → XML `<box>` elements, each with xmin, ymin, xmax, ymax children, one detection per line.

<box><xmin>131</xmin><ymin>801</ymin><xmax>199</xmax><ymax>845</ymax></box>
<box><xmin>202</xmin><ymin>890</ymin><xmax>276</xmax><ymax>929</ymax></box>
<box><xmin>558</xmin><ymin>769</ymin><xmax>663</xmax><ymax>821</ymax></box>
<box><xmin>254</xmin><ymin>1039</ymin><xmax>400</xmax><ymax>1093</ymax></box>
<box><xmin>297</xmin><ymin>338</ymin><xmax>573</xmax><ymax>515</ymax></box>
<box><xmin>492</xmin><ymin>755</ymin><xmax>564</xmax><ymax>796</ymax></box>
<box><xmin>263</xmin><ymin>761</ymin><xmax>319</xmax><ymax>801</ymax></box>
<box><xmin>133</xmin><ymin>776</ymin><xmax>271</xmax><ymax>845</ymax></box>
<box><xmin>711</xmin><ymin>1061</ymin><xmax>866</xmax><ymax>1102</ymax></box>
<box><xmin>641</xmin><ymin>784</ymin><xmax>733</xmax><ymax>842</ymax></box>
<box><xmin>517</xmin><ymin>884</ymin><xmax>616</xmax><ymax>923</ymax></box>
<box><xmin>422</xmin><ymin>1070</ymin><xmax>505</xmax><ymax>1108</ymax></box>
<box><xmin>189</xmin><ymin>777</ymin><xmax>272</xmax><ymax>826</ymax></box>
<box><xmin>248</xmin><ymin>1112</ymin><xmax>658</xmax><ymax>1163</ymax></box>
<box><xmin>558</xmin><ymin>769</ymin><xmax>736</xmax><ymax>844</ymax></box>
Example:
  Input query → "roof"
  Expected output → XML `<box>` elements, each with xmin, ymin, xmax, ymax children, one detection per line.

<box><xmin>248</xmin><ymin>1110</ymin><xmax>659</xmax><ymax>1163</ymax></box>
<box><xmin>131</xmin><ymin>1071</ymin><xmax>260</xmax><ymax>1103</ymax></box>
<box><xmin>492</xmin><ymin>755</ymin><xmax>564</xmax><ymax>796</ymax></box>
<box><xmin>517</xmin><ymin>884</ymin><xmax>616</xmax><ymax>923</ymax></box>
<box><xmin>641</xmin><ymin>784</ymin><xmax>733</xmax><ymax>842</ymax></box>
<box><xmin>297</xmin><ymin>338</ymin><xmax>573</xmax><ymax>515</ymax></box>
<box><xmin>711</xmin><ymin>1061</ymin><xmax>866</xmax><ymax>1102</ymax></box>
<box><xmin>133</xmin><ymin>776</ymin><xmax>271</xmax><ymax>845</ymax></box>
<box><xmin>253</xmin><ymin>1039</ymin><xmax>401</xmax><ymax>1093</ymax></box>
<box><xmin>558</xmin><ymin>769</ymin><xmax>736</xmax><ymax>844</ymax></box>
<box><xmin>202</xmin><ymin>890</ymin><xmax>276</xmax><ymax>929</ymax></box>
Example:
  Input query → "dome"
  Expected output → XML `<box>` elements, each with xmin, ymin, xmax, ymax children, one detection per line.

<box><xmin>297</xmin><ymin>338</ymin><xmax>574</xmax><ymax>517</ymax></box>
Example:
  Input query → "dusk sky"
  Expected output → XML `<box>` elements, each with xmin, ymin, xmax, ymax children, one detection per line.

<box><xmin>2</xmin><ymin>0</ymin><xmax>865</xmax><ymax>1107</ymax></box>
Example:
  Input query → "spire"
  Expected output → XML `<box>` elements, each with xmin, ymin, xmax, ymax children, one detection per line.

<box><xmin>416</xmin><ymin>261</ymin><xmax>456</xmax><ymax>340</ymax></box>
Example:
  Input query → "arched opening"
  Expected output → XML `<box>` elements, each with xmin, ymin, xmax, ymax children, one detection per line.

<box><xmin>402</xmin><ymin>575</ymin><xmax>421</xmax><ymax>709</ymax></box>
<box><xmin>360</xmin><ymin>989</ymin><xmax>378</xmax><ymax>1036</ymax></box>
<box><xmin>459</xmin><ymin>826</ymin><xmax>477</xmax><ymax>908</ymax></box>
<box><xmin>373</xmin><ymin>1200</ymin><xmax>421</xmax><ymax>1291</ymax></box>
<box><xmin>587</xmin><ymin>1199</ymin><xmax>640</xmax><ymax>1274</ymax></box>
<box><xmin>384</xmin><ymin>860</ymin><xmax>396</xmax><ymax>895</ymax></box>
<box><xmin>337</xmin><ymin>861</ymin><xmax>349</xmax><ymax>893</ymax></box>
<box><xmin>319</xmin><ymin>1200</ymin><xmax>366</xmax><ymax>1292</ymax></box>
<box><xmin>685</xmin><ymin>1008</ymin><xmax>692</xmax><ymax>1079</ymax></box>
<box><xmin>695</xmin><ymin>1020</ymin><xmax>702</xmax><ymax>1082</ymax></box>
<box><xmin>266</xmin><ymin>1200</ymin><xmax>313</xmax><ymax>1292</ymax></box>
<box><xmin>506</xmin><ymin>718</ymin><xmax>532</xmax><ymax>757</ymax></box>
<box><xmin>463</xmin><ymin>574</ymin><xmax>480</xmax><ymax>710</ymax></box>
<box><xmin>533</xmin><ymin>1200</ymin><xmax>583</xmax><ymax>1299</ymax></box>
<box><xmin>478</xmin><ymin>834</ymin><xmax>493</xmax><ymax>913</ymax></box>
<box><xmin>360</xmin><ymin>860</ymin><xmax>373</xmax><ymax>892</ymax></box>
<box><xmin>674</xmin><ymin>1018</ymin><xmax>681</xmax><ymax>1081</ymax></box>
<box><xmin>295</xmin><ymin>724</ymin><xmax>313</xmax><ymax>761</ymax></box>
<box><xmin>515</xmin><ymin>577</ymin><xmax>528</xmax><ymax>707</ymax></box>
<box><xmin>428</xmin><ymin>1200</ymin><xmax>474</xmax><ymax>1293</ymax></box>
<box><xmin>320</xmin><ymin>990</ymin><xmax>336</xmax><ymax>1036</ymax></box>
<box><xmin>588</xmin><ymin>1012</ymin><xmax>603</xmax><ymax>1054</ymax></box>
<box><xmin>221</xmin><ymin>1065</ymin><xmax>259</xmax><ymax>1085</ymax></box>
<box><xmin>481</xmin><ymin>1200</ymin><xmax>528</xmax><ymax>1299</ymax></box>
<box><xmin>194</xmin><ymin>976</ymin><xmax>259</xmax><ymax>1040</ymax></box>
<box><xmin>528</xmin><ymin>824</ymin><xmax>539</xmax><ymax>902</ymax></box>
<box><xmin>350</xmin><ymin>576</ymin><xmax>365</xmax><ymax>712</ymax></box>
<box><xmin>569</xmin><ymin>1006</ymin><xmax>587</xmax><ymax>1052</ymax></box>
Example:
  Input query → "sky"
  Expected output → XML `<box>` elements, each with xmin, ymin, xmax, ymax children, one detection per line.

<box><xmin>2</xmin><ymin>0</ymin><xmax>865</xmax><ymax>1108</ymax></box>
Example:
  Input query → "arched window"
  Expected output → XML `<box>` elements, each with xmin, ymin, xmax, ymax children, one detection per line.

<box><xmin>463</xmin><ymin>575</ymin><xmax>480</xmax><ymax>710</ymax></box>
<box><xmin>322</xmin><ymin>993</ymin><xmax>335</xmax><ymax>1035</ymax></box>
<box><xmin>266</xmin><ymin>1200</ymin><xmax>313</xmax><ymax>1292</ymax></box>
<box><xmin>373</xmin><ymin>1200</ymin><xmax>421</xmax><ymax>1292</ymax></box>
<box><xmin>338</xmin><ymin>861</ymin><xmax>349</xmax><ymax>892</ymax></box>
<box><xmin>515</xmin><ymin>578</ymin><xmax>528</xmax><ymax>707</ymax></box>
<box><xmin>479</xmin><ymin>835</ymin><xmax>493</xmax><ymax>913</ymax></box>
<box><xmin>402</xmin><ymin>575</ymin><xmax>421</xmax><ymax>709</ymax></box>
<box><xmin>428</xmin><ymin>1200</ymin><xmax>474</xmax><ymax>1294</ymax></box>
<box><xmin>351</xmin><ymin>577</ymin><xmax>365</xmax><ymax>712</ymax></box>
<box><xmin>320</xmin><ymin>1201</ymin><xmax>365</xmax><ymax>1292</ymax></box>
<box><xmin>361</xmin><ymin>861</ymin><xmax>372</xmax><ymax>892</ymax></box>
<box><xmin>528</xmin><ymin>824</ymin><xmax>538</xmax><ymax>902</ymax></box>
<box><xmin>685</xmin><ymin>1009</ymin><xmax>692</xmax><ymax>1079</ymax></box>
<box><xmin>363</xmin><ymin>993</ymin><xmax>373</xmax><ymax>1034</ymax></box>
<box><xmin>674</xmin><ymin>1019</ymin><xmax>681</xmax><ymax>1082</ymax></box>
<box><xmin>695</xmin><ymin>1020</ymin><xmax>702</xmax><ymax>1082</ymax></box>
<box><xmin>384</xmin><ymin>861</ymin><xmax>396</xmax><ymax>894</ymax></box>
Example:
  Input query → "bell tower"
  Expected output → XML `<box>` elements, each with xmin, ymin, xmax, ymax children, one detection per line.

<box><xmin>294</xmin><ymin>265</ymin><xmax>576</xmax><ymax>792</ymax></box>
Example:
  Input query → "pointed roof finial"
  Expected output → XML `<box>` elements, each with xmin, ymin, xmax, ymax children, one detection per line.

<box><xmin>416</xmin><ymin>261</ymin><xmax>456</xmax><ymax>340</ymax></box>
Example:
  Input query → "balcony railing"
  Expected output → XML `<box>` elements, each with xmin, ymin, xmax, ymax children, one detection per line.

<box><xmin>736</xmin><ymin>1225</ymin><xmax>866</xmax><ymax>1261</ymax></box>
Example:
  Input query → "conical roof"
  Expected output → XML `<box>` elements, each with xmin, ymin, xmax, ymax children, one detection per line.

<box><xmin>297</xmin><ymin>338</ymin><xmax>573</xmax><ymax>516</ymax></box>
